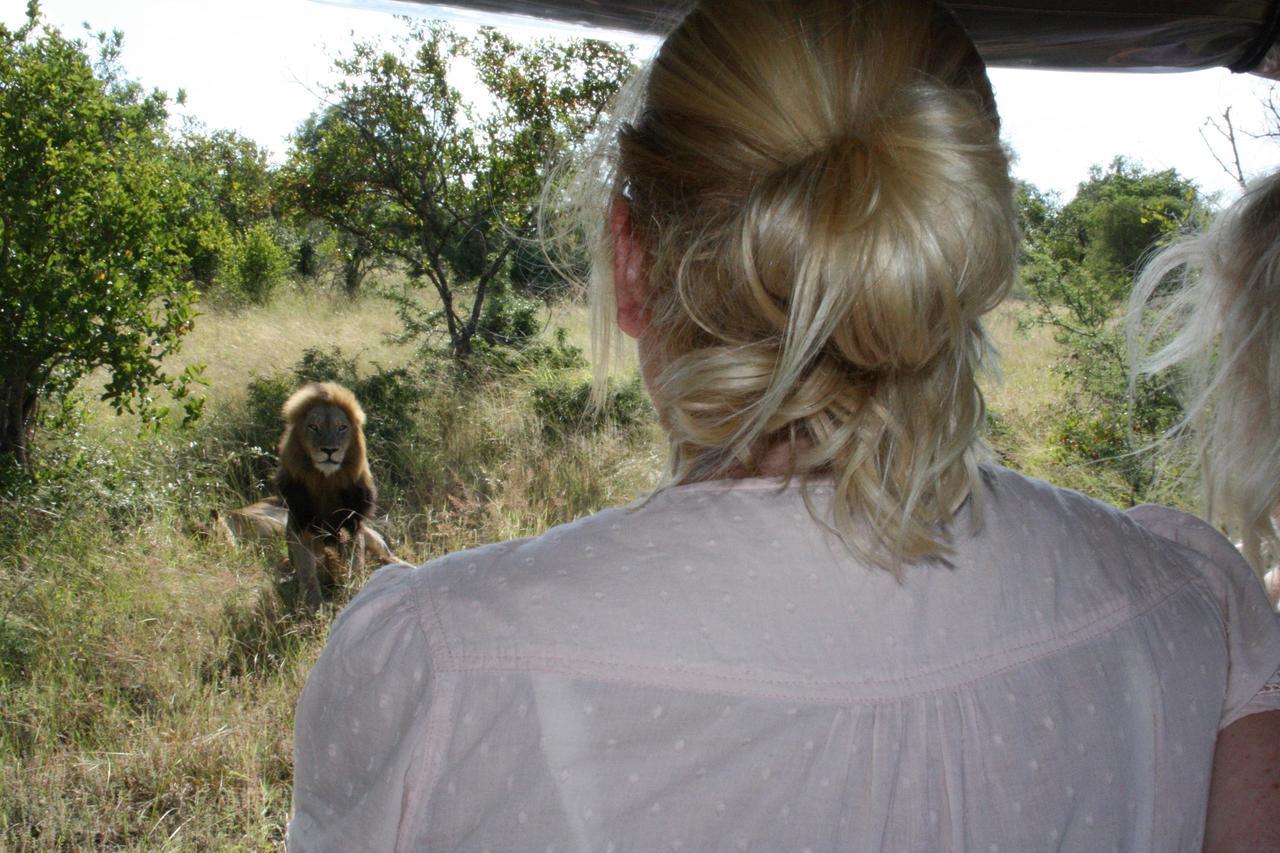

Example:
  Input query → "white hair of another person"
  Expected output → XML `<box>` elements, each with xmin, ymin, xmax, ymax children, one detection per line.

<box><xmin>1129</xmin><ymin>169</ymin><xmax>1280</xmax><ymax>583</ymax></box>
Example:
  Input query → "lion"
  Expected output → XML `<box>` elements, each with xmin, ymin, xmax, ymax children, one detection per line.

<box><xmin>276</xmin><ymin>382</ymin><xmax>377</xmax><ymax>610</ymax></box>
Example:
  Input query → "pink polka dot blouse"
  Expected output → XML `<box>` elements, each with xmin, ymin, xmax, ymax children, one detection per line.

<box><xmin>289</xmin><ymin>466</ymin><xmax>1280</xmax><ymax>851</ymax></box>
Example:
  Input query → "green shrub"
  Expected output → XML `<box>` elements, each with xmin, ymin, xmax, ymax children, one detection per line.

<box><xmin>532</xmin><ymin>373</ymin><xmax>650</xmax><ymax>438</ymax></box>
<box><xmin>184</xmin><ymin>210</ymin><xmax>234</xmax><ymax>288</ymax></box>
<box><xmin>457</xmin><ymin>326</ymin><xmax>588</xmax><ymax>378</ymax></box>
<box><xmin>509</xmin><ymin>238</ymin><xmax>577</xmax><ymax>301</ymax></box>
<box><xmin>292</xmin><ymin>347</ymin><xmax>360</xmax><ymax>386</ymax></box>
<box><xmin>1017</xmin><ymin>160</ymin><xmax>1201</xmax><ymax>503</ymax></box>
<box><xmin>298</xmin><ymin>239</ymin><xmax>320</xmax><ymax>278</ymax></box>
<box><xmin>226</xmin><ymin>223</ymin><xmax>289</xmax><ymax>303</ymax></box>
<box><xmin>477</xmin><ymin>278</ymin><xmax>541</xmax><ymax>349</ymax></box>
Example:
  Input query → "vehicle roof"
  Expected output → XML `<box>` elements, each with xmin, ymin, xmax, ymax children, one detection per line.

<box><xmin>393</xmin><ymin>0</ymin><xmax>1280</xmax><ymax>79</ymax></box>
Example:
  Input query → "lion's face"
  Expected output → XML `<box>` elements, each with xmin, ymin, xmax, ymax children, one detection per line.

<box><xmin>302</xmin><ymin>404</ymin><xmax>354</xmax><ymax>476</ymax></box>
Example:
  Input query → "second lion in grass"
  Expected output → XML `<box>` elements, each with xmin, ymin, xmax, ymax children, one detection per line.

<box><xmin>276</xmin><ymin>381</ymin><xmax>377</xmax><ymax>609</ymax></box>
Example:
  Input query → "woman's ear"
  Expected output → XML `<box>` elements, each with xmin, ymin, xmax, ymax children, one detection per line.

<box><xmin>611</xmin><ymin>197</ymin><xmax>649</xmax><ymax>339</ymax></box>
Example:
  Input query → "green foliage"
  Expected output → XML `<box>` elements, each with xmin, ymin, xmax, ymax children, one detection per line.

<box><xmin>532</xmin><ymin>372</ymin><xmax>650</xmax><ymax>438</ymax></box>
<box><xmin>521</xmin><ymin>327</ymin><xmax>589</xmax><ymax>372</ymax></box>
<box><xmin>172</xmin><ymin>127</ymin><xmax>276</xmax><ymax>234</ymax></box>
<box><xmin>225</xmin><ymin>222</ymin><xmax>290</xmax><ymax>303</ymax></box>
<box><xmin>335</xmin><ymin>232</ymin><xmax>381</xmax><ymax>296</ymax></box>
<box><xmin>477</xmin><ymin>278</ymin><xmax>542</xmax><ymax>349</ymax></box>
<box><xmin>1019</xmin><ymin>158</ymin><xmax>1200</xmax><ymax>501</ymax></box>
<box><xmin>298</xmin><ymin>238</ymin><xmax>320</xmax><ymax>278</ymax></box>
<box><xmin>183</xmin><ymin>209</ymin><xmax>235</xmax><ymax>287</ymax></box>
<box><xmin>166</xmin><ymin>125</ymin><xmax>293</xmax><ymax>298</ymax></box>
<box><xmin>280</xmin><ymin>21</ymin><xmax>633</xmax><ymax>359</ymax></box>
<box><xmin>280</xmin><ymin>219</ymin><xmax>368</xmax><ymax>293</ymax></box>
<box><xmin>0</xmin><ymin>6</ymin><xmax>201</xmax><ymax>468</ymax></box>
<box><xmin>1024</xmin><ymin>157</ymin><xmax>1204</xmax><ymax>293</ymax></box>
<box><xmin>451</xmin><ymin>324</ymin><xmax>588</xmax><ymax>378</ymax></box>
<box><xmin>510</xmin><ymin>237</ymin><xmax>576</xmax><ymax>301</ymax></box>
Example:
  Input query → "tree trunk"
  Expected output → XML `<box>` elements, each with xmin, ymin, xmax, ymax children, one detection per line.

<box><xmin>0</xmin><ymin>375</ymin><xmax>37</xmax><ymax>470</ymax></box>
<box><xmin>341</xmin><ymin>237</ymin><xmax>373</xmax><ymax>297</ymax></box>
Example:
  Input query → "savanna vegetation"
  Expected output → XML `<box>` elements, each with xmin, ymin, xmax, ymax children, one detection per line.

<box><xmin>1</xmin><ymin>1</ymin><xmax>1269</xmax><ymax>847</ymax></box>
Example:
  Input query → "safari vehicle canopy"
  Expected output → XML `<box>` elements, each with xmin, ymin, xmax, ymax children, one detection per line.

<box><xmin>391</xmin><ymin>0</ymin><xmax>1280</xmax><ymax>79</ymax></box>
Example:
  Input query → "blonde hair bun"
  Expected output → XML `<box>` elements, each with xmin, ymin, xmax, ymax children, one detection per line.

<box><xmin>577</xmin><ymin>0</ymin><xmax>1019</xmax><ymax>571</ymax></box>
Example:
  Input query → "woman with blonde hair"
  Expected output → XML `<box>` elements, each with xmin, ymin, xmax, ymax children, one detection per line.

<box><xmin>1129</xmin><ymin>169</ymin><xmax>1280</xmax><ymax>605</ymax></box>
<box><xmin>289</xmin><ymin>1</ymin><xmax>1280</xmax><ymax>849</ymax></box>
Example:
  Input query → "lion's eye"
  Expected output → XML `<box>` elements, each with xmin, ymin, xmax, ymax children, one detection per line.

<box><xmin>338</xmin><ymin>425</ymin><xmax>348</xmax><ymax>433</ymax></box>
<box><xmin>307</xmin><ymin>424</ymin><xmax>319</xmax><ymax>433</ymax></box>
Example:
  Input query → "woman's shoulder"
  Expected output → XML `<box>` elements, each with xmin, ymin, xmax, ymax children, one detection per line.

<box><xmin>1124</xmin><ymin>503</ymin><xmax>1271</xmax><ymax>605</ymax></box>
<box><xmin>980</xmin><ymin>464</ymin><xmax>1130</xmax><ymax>519</ymax></box>
<box><xmin>1126</xmin><ymin>503</ymin><xmax>1243</xmax><ymax>564</ymax></box>
<box><xmin>979</xmin><ymin>465</ymin><xmax>1267</xmax><ymax>608</ymax></box>
<box><xmin>981</xmin><ymin>465</ymin><xmax>1196</xmax><ymax>547</ymax></box>
<box><xmin>968</xmin><ymin>467</ymin><xmax>1232</xmax><ymax>608</ymax></box>
<box><xmin>978</xmin><ymin>466</ymin><xmax>1161</xmax><ymax>553</ymax></box>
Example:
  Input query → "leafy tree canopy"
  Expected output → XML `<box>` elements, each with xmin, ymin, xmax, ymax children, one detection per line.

<box><xmin>0</xmin><ymin>2</ymin><xmax>201</xmax><ymax>469</ymax></box>
<box><xmin>169</xmin><ymin>125</ymin><xmax>278</xmax><ymax>286</ymax></box>
<box><xmin>280</xmin><ymin>20</ymin><xmax>633</xmax><ymax>358</ymax></box>
<box><xmin>1035</xmin><ymin>156</ymin><xmax>1204</xmax><ymax>293</ymax></box>
<box><xmin>174</xmin><ymin>126</ymin><xmax>276</xmax><ymax>235</ymax></box>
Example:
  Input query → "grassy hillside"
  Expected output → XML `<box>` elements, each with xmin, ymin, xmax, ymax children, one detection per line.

<box><xmin>0</xmin><ymin>285</ymin><xmax>1191</xmax><ymax>849</ymax></box>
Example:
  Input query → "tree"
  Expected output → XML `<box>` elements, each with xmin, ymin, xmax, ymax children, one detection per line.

<box><xmin>1020</xmin><ymin>159</ymin><xmax>1204</xmax><ymax>501</ymax></box>
<box><xmin>0</xmin><ymin>4</ymin><xmax>200</xmax><ymax>469</ymax></box>
<box><xmin>170</xmin><ymin>126</ymin><xmax>278</xmax><ymax>287</ymax></box>
<box><xmin>174</xmin><ymin>126</ymin><xmax>276</xmax><ymax>234</ymax></box>
<box><xmin>281</xmin><ymin>21</ymin><xmax>632</xmax><ymax>358</ymax></box>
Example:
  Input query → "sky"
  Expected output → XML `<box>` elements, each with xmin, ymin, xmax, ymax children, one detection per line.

<box><xmin>6</xmin><ymin>0</ymin><xmax>1279</xmax><ymax>202</ymax></box>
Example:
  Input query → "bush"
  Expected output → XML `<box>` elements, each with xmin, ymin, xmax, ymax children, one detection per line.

<box><xmin>457</xmin><ymin>326</ymin><xmax>588</xmax><ymax>378</ymax></box>
<box><xmin>225</xmin><ymin>223</ymin><xmax>289</xmax><ymax>303</ymax></box>
<box><xmin>1018</xmin><ymin>161</ymin><xmax>1201</xmax><ymax>504</ymax></box>
<box><xmin>532</xmin><ymin>373</ymin><xmax>650</xmax><ymax>438</ymax></box>
<box><xmin>477</xmin><ymin>278</ymin><xmax>541</xmax><ymax>349</ymax></box>
<box><xmin>185</xmin><ymin>210</ymin><xmax>234</xmax><ymax>288</ymax></box>
<box><xmin>298</xmin><ymin>239</ymin><xmax>320</xmax><ymax>278</ymax></box>
<box><xmin>509</xmin><ymin>238</ymin><xmax>577</xmax><ymax>302</ymax></box>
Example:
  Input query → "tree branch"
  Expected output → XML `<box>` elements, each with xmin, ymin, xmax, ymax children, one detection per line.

<box><xmin>1199</xmin><ymin>107</ymin><xmax>1248</xmax><ymax>189</ymax></box>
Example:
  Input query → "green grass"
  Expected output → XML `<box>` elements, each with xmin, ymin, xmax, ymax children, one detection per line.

<box><xmin>0</xmin><ymin>284</ymin><xmax>1193</xmax><ymax>849</ymax></box>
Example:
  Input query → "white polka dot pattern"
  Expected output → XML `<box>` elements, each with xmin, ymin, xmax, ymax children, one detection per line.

<box><xmin>288</xmin><ymin>466</ymin><xmax>1280</xmax><ymax>851</ymax></box>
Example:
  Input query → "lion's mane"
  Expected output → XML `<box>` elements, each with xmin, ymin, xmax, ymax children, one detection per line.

<box><xmin>275</xmin><ymin>381</ymin><xmax>377</xmax><ymax>539</ymax></box>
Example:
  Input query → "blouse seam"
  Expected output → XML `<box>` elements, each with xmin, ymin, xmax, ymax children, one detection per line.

<box><xmin>399</xmin><ymin>580</ymin><xmax>458</xmax><ymax>850</ymax></box>
<box><xmin>430</xmin><ymin>575</ymin><xmax>1201</xmax><ymax>704</ymax></box>
<box><xmin>413</xmin><ymin>577</ymin><xmax>457</xmax><ymax>670</ymax></box>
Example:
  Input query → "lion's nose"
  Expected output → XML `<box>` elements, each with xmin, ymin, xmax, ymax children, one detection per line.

<box><xmin>321</xmin><ymin>447</ymin><xmax>339</xmax><ymax>457</ymax></box>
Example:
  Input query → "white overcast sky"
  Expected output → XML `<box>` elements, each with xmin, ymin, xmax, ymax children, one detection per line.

<box><xmin>7</xmin><ymin>0</ymin><xmax>1279</xmax><ymax>202</ymax></box>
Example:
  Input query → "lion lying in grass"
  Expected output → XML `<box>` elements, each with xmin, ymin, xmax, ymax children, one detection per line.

<box><xmin>213</xmin><ymin>382</ymin><xmax>399</xmax><ymax>609</ymax></box>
